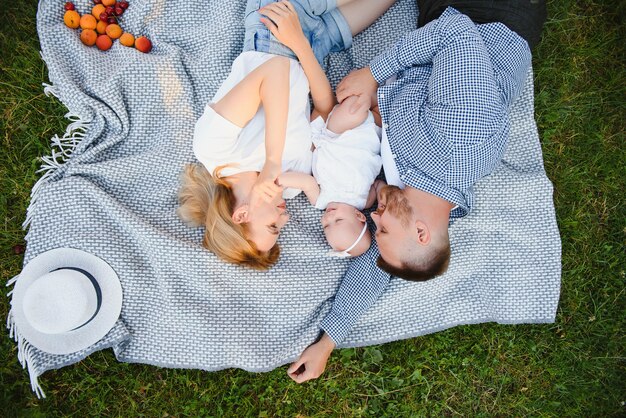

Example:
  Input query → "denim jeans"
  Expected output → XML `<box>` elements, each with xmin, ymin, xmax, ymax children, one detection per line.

<box><xmin>243</xmin><ymin>0</ymin><xmax>353</xmax><ymax>65</ymax></box>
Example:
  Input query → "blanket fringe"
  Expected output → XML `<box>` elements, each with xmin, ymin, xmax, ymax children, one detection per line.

<box><xmin>6</xmin><ymin>276</ymin><xmax>46</xmax><ymax>398</ymax></box>
<box><xmin>13</xmin><ymin>75</ymin><xmax>88</xmax><ymax>398</ymax></box>
<box><xmin>23</xmin><ymin>100</ymin><xmax>91</xmax><ymax>230</ymax></box>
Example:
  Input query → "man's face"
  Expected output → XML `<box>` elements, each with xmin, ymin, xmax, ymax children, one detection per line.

<box><xmin>370</xmin><ymin>185</ymin><xmax>414</xmax><ymax>267</ymax></box>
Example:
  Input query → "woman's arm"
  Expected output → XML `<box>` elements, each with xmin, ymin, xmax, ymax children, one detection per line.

<box><xmin>209</xmin><ymin>56</ymin><xmax>290</xmax><ymax>205</ymax></box>
<box><xmin>259</xmin><ymin>1</ymin><xmax>336</xmax><ymax>120</ymax></box>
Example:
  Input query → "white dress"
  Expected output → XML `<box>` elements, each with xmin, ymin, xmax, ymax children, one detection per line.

<box><xmin>193</xmin><ymin>51</ymin><xmax>312</xmax><ymax>199</ymax></box>
<box><xmin>311</xmin><ymin>111</ymin><xmax>382</xmax><ymax>210</ymax></box>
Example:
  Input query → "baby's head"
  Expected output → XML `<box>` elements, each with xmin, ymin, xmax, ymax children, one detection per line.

<box><xmin>321</xmin><ymin>202</ymin><xmax>372</xmax><ymax>258</ymax></box>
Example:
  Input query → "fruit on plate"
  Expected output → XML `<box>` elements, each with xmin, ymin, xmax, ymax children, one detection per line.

<box><xmin>102</xmin><ymin>0</ymin><xmax>116</xmax><ymax>6</ymax></box>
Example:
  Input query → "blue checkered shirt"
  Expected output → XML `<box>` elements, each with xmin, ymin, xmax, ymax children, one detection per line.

<box><xmin>320</xmin><ymin>7</ymin><xmax>531</xmax><ymax>344</ymax></box>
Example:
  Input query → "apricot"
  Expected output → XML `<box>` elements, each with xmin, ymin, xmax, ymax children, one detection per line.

<box><xmin>135</xmin><ymin>36</ymin><xmax>152</xmax><ymax>53</ymax></box>
<box><xmin>102</xmin><ymin>0</ymin><xmax>116</xmax><ymax>6</ymax></box>
<box><xmin>80</xmin><ymin>29</ymin><xmax>97</xmax><ymax>46</ymax></box>
<box><xmin>96</xmin><ymin>34</ymin><xmax>113</xmax><ymax>51</ymax></box>
<box><xmin>92</xmin><ymin>4</ymin><xmax>106</xmax><ymax>19</ymax></box>
<box><xmin>105</xmin><ymin>23</ymin><xmax>122</xmax><ymax>39</ymax></box>
<box><xmin>119</xmin><ymin>32</ymin><xmax>135</xmax><ymax>47</ymax></box>
<box><xmin>96</xmin><ymin>20</ymin><xmax>108</xmax><ymax>35</ymax></box>
<box><xmin>80</xmin><ymin>14</ymin><xmax>97</xmax><ymax>30</ymax></box>
<box><xmin>63</xmin><ymin>10</ymin><xmax>80</xmax><ymax>29</ymax></box>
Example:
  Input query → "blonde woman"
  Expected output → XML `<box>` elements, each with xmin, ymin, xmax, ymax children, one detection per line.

<box><xmin>178</xmin><ymin>0</ymin><xmax>395</xmax><ymax>269</ymax></box>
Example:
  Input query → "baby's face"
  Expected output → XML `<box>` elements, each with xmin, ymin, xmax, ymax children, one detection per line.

<box><xmin>321</xmin><ymin>202</ymin><xmax>366</xmax><ymax>252</ymax></box>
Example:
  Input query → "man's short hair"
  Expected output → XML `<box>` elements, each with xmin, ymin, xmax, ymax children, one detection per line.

<box><xmin>376</xmin><ymin>238</ymin><xmax>451</xmax><ymax>281</ymax></box>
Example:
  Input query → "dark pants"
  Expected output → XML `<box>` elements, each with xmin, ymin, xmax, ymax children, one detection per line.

<box><xmin>417</xmin><ymin>0</ymin><xmax>547</xmax><ymax>49</ymax></box>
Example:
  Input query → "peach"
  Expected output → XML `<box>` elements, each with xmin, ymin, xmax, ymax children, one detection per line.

<box><xmin>92</xmin><ymin>4</ymin><xmax>106</xmax><ymax>19</ymax></box>
<box><xmin>80</xmin><ymin>14</ymin><xmax>97</xmax><ymax>30</ymax></box>
<box><xmin>119</xmin><ymin>32</ymin><xmax>135</xmax><ymax>47</ymax></box>
<box><xmin>80</xmin><ymin>29</ymin><xmax>97</xmax><ymax>46</ymax></box>
<box><xmin>102</xmin><ymin>0</ymin><xmax>116</xmax><ymax>6</ymax></box>
<box><xmin>96</xmin><ymin>20</ymin><xmax>108</xmax><ymax>35</ymax></box>
<box><xmin>135</xmin><ymin>36</ymin><xmax>152</xmax><ymax>53</ymax></box>
<box><xmin>63</xmin><ymin>10</ymin><xmax>80</xmax><ymax>29</ymax></box>
<box><xmin>96</xmin><ymin>34</ymin><xmax>113</xmax><ymax>51</ymax></box>
<box><xmin>105</xmin><ymin>23</ymin><xmax>122</xmax><ymax>39</ymax></box>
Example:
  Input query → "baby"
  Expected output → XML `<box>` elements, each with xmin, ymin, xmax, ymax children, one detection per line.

<box><xmin>279</xmin><ymin>94</ymin><xmax>385</xmax><ymax>258</ymax></box>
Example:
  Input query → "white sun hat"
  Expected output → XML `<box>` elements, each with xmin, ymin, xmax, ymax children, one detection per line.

<box><xmin>11</xmin><ymin>248</ymin><xmax>123</xmax><ymax>355</ymax></box>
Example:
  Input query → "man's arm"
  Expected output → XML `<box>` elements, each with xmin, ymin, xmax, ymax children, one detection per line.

<box><xmin>368</xmin><ymin>11</ymin><xmax>479</xmax><ymax>83</ymax></box>
<box><xmin>336</xmin><ymin>10</ymin><xmax>487</xmax><ymax>104</ymax></box>
<box><xmin>288</xmin><ymin>240</ymin><xmax>391</xmax><ymax>383</ymax></box>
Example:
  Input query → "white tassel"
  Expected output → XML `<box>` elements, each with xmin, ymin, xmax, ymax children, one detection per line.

<box><xmin>14</xmin><ymin>58</ymin><xmax>85</xmax><ymax>398</ymax></box>
<box><xmin>42</xmin><ymin>83</ymin><xmax>58</xmax><ymax>98</ymax></box>
<box><xmin>25</xmin><ymin>345</ymin><xmax>46</xmax><ymax>399</ymax></box>
<box><xmin>7</xmin><ymin>274</ymin><xmax>19</xmax><ymax>286</ymax></box>
<box><xmin>22</xmin><ymin>110</ymin><xmax>92</xmax><ymax>230</ymax></box>
<box><xmin>16</xmin><ymin>328</ymin><xmax>26</xmax><ymax>366</ymax></box>
<box><xmin>7</xmin><ymin>280</ymin><xmax>46</xmax><ymax>398</ymax></box>
<box><xmin>7</xmin><ymin>309</ymin><xmax>15</xmax><ymax>339</ymax></box>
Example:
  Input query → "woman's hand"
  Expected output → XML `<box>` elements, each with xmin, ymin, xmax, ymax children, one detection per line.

<box><xmin>259</xmin><ymin>1</ymin><xmax>308</xmax><ymax>53</ymax></box>
<box><xmin>250</xmin><ymin>161</ymin><xmax>283</xmax><ymax>208</ymax></box>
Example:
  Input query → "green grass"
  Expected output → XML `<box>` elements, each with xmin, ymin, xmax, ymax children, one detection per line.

<box><xmin>1</xmin><ymin>0</ymin><xmax>624</xmax><ymax>416</ymax></box>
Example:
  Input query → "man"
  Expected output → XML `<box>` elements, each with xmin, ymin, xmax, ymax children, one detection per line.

<box><xmin>287</xmin><ymin>0</ymin><xmax>547</xmax><ymax>382</ymax></box>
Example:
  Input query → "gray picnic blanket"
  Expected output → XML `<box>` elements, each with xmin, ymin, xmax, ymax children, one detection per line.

<box><xmin>7</xmin><ymin>0</ymin><xmax>561</xmax><ymax>397</ymax></box>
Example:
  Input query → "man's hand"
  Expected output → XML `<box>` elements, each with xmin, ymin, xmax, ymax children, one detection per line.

<box><xmin>336</xmin><ymin>67</ymin><xmax>378</xmax><ymax>113</ymax></box>
<box><xmin>288</xmin><ymin>333</ymin><xmax>336</xmax><ymax>383</ymax></box>
<box><xmin>259</xmin><ymin>1</ymin><xmax>308</xmax><ymax>53</ymax></box>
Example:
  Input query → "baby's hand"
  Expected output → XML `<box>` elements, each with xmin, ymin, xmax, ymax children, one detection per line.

<box><xmin>278</xmin><ymin>172</ymin><xmax>320</xmax><ymax>206</ymax></box>
<box><xmin>365</xmin><ymin>179</ymin><xmax>387</xmax><ymax>208</ymax></box>
<box><xmin>277</xmin><ymin>171</ymin><xmax>302</xmax><ymax>189</ymax></box>
<box><xmin>373</xmin><ymin>179</ymin><xmax>387</xmax><ymax>198</ymax></box>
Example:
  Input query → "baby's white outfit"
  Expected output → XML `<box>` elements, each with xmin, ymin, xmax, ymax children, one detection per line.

<box><xmin>311</xmin><ymin>110</ymin><xmax>382</xmax><ymax>210</ymax></box>
<box><xmin>193</xmin><ymin>51</ymin><xmax>312</xmax><ymax>199</ymax></box>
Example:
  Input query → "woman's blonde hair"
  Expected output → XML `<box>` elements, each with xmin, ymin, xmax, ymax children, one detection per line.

<box><xmin>177</xmin><ymin>163</ymin><xmax>279</xmax><ymax>270</ymax></box>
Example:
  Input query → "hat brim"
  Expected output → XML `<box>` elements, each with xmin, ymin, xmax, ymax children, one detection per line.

<box><xmin>12</xmin><ymin>248</ymin><xmax>123</xmax><ymax>355</ymax></box>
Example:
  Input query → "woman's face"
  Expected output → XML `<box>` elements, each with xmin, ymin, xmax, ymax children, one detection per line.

<box><xmin>245</xmin><ymin>194</ymin><xmax>290</xmax><ymax>252</ymax></box>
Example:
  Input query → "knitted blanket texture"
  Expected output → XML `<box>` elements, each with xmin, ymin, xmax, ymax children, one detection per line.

<box><xmin>7</xmin><ymin>0</ymin><xmax>561</xmax><ymax>397</ymax></box>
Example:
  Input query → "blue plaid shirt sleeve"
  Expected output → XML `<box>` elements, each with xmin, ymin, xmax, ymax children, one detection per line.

<box><xmin>319</xmin><ymin>237</ymin><xmax>391</xmax><ymax>345</ymax></box>
<box><xmin>370</xmin><ymin>11</ymin><xmax>478</xmax><ymax>83</ymax></box>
